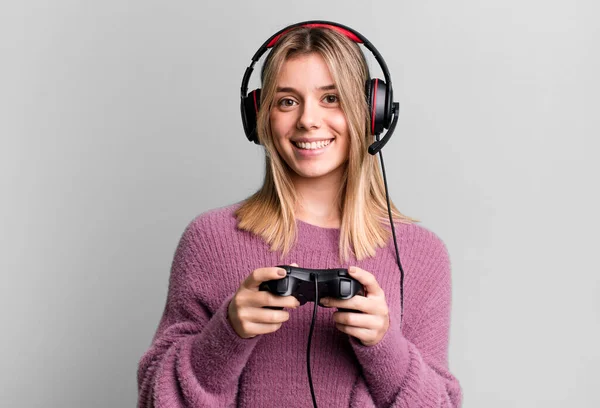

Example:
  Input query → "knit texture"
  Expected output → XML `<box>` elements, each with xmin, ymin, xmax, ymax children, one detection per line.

<box><xmin>137</xmin><ymin>203</ymin><xmax>462</xmax><ymax>407</ymax></box>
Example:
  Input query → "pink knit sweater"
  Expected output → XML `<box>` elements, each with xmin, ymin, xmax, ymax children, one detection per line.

<box><xmin>137</xmin><ymin>203</ymin><xmax>462</xmax><ymax>407</ymax></box>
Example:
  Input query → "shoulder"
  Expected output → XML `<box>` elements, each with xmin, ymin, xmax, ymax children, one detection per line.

<box><xmin>168</xmin><ymin>202</ymin><xmax>246</xmax><ymax>269</ymax></box>
<box><xmin>183</xmin><ymin>201</ymin><xmax>244</xmax><ymax>242</ymax></box>
<box><xmin>189</xmin><ymin>201</ymin><xmax>242</xmax><ymax>230</ymax></box>
<box><xmin>392</xmin><ymin>222</ymin><xmax>454</xmax><ymax>313</ymax></box>
<box><xmin>392</xmin><ymin>220</ymin><xmax>451</xmax><ymax>272</ymax></box>
<box><xmin>398</xmin><ymin>221</ymin><xmax>449</xmax><ymax>255</ymax></box>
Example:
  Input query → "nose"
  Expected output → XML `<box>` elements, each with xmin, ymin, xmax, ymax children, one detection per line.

<box><xmin>296</xmin><ymin>99</ymin><xmax>321</xmax><ymax>130</ymax></box>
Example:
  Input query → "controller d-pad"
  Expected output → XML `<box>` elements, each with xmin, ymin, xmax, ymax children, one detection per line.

<box><xmin>340</xmin><ymin>279</ymin><xmax>351</xmax><ymax>297</ymax></box>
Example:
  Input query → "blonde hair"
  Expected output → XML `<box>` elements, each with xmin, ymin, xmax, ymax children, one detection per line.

<box><xmin>235</xmin><ymin>26</ymin><xmax>419</xmax><ymax>263</ymax></box>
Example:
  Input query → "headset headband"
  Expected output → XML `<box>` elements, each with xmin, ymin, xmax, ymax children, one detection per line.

<box><xmin>240</xmin><ymin>20</ymin><xmax>392</xmax><ymax>98</ymax></box>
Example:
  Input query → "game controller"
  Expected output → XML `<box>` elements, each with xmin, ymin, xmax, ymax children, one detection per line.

<box><xmin>259</xmin><ymin>265</ymin><xmax>365</xmax><ymax>312</ymax></box>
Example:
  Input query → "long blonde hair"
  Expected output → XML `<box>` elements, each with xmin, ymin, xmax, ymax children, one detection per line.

<box><xmin>235</xmin><ymin>26</ymin><xmax>419</xmax><ymax>263</ymax></box>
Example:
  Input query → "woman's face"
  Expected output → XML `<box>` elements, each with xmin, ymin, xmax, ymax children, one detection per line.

<box><xmin>269</xmin><ymin>53</ymin><xmax>350</xmax><ymax>182</ymax></box>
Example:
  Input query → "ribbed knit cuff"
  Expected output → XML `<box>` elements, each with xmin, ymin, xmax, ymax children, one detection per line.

<box><xmin>396</xmin><ymin>342</ymin><xmax>444</xmax><ymax>407</ymax></box>
<box><xmin>350</xmin><ymin>323</ymin><xmax>450</xmax><ymax>407</ymax></box>
<box><xmin>348</xmin><ymin>317</ymin><xmax>411</xmax><ymax>404</ymax></box>
<box><xmin>187</xmin><ymin>294</ymin><xmax>260</xmax><ymax>393</ymax></box>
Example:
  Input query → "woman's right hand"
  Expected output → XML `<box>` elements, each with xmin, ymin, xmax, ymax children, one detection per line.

<box><xmin>227</xmin><ymin>265</ymin><xmax>301</xmax><ymax>339</ymax></box>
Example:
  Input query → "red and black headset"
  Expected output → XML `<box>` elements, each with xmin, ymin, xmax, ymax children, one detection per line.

<box><xmin>240</xmin><ymin>20</ymin><xmax>401</xmax><ymax>156</ymax></box>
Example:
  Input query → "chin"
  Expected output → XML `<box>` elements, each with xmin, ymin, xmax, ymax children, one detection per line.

<box><xmin>292</xmin><ymin>163</ymin><xmax>346</xmax><ymax>180</ymax></box>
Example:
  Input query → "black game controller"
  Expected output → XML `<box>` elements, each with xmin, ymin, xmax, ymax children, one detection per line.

<box><xmin>259</xmin><ymin>265</ymin><xmax>365</xmax><ymax>312</ymax></box>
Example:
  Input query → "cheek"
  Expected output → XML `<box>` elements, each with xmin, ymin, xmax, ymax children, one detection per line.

<box><xmin>330</xmin><ymin>113</ymin><xmax>351</xmax><ymax>153</ymax></box>
<box><xmin>269</xmin><ymin>114</ymin><xmax>289</xmax><ymax>157</ymax></box>
<box><xmin>270</xmin><ymin>112</ymin><xmax>290</xmax><ymax>140</ymax></box>
<box><xmin>329</xmin><ymin>111</ymin><xmax>349</xmax><ymax>133</ymax></box>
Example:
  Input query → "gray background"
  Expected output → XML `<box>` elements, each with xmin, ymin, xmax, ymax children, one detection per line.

<box><xmin>1</xmin><ymin>0</ymin><xmax>598</xmax><ymax>407</ymax></box>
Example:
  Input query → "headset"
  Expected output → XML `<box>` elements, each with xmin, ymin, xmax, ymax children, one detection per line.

<box><xmin>239</xmin><ymin>21</ymin><xmax>405</xmax><ymax>408</ymax></box>
<box><xmin>240</xmin><ymin>20</ymin><xmax>400</xmax><ymax>155</ymax></box>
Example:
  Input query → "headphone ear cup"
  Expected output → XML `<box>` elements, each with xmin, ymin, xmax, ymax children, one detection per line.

<box><xmin>365</xmin><ymin>78</ymin><xmax>391</xmax><ymax>135</ymax></box>
<box><xmin>241</xmin><ymin>89</ymin><xmax>262</xmax><ymax>144</ymax></box>
<box><xmin>385</xmin><ymin>85</ymin><xmax>393</xmax><ymax>128</ymax></box>
<box><xmin>365</xmin><ymin>79</ymin><xmax>375</xmax><ymax>134</ymax></box>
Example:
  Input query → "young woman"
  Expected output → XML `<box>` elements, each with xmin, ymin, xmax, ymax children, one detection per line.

<box><xmin>138</xmin><ymin>22</ymin><xmax>462</xmax><ymax>407</ymax></box>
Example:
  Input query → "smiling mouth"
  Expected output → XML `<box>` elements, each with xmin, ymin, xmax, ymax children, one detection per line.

<box><xmin>292</xmin><ymin>139</ymin><xmax>334</xmax><ymax>150</ymax></box>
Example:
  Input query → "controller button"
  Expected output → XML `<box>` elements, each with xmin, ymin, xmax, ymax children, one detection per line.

<box><xmin>276</xmin><ymin>278</ymin><xmax>289</xmax><ymax>293</ymax></box>
<box><xmin>338</xmin><ymin>269</ymin><xmax>347</xmax><ymax>276</ymax></box>
<box><xmin>340</xmin><ymin>279</ymin><xmax>351</xmax><ymax>297</ymax></box>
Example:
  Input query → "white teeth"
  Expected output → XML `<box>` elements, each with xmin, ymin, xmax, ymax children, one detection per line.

<box><xmin>294</xmin><ymin>139</ymin><xmax>332</xmax><ymax>150</ymax></box>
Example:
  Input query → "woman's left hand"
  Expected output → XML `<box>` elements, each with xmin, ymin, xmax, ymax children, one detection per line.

<box><xmin>320</xmin><ymin>266</ymin><xmax>390</xmax><ymax>347</ymax></box>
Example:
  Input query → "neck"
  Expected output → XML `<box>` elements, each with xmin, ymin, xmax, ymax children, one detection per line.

<box><xmin>291</xmin><ymin>166</ymin><xmax>345</xmax><ymax>229</ymax></box>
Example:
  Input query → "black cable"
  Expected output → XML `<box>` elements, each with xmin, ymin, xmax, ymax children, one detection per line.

<box><xmin>376</xmin><ymin>136</ymin><xmax>405</xmax><ymax>326</ymax></box>
<box><xmin>303</xmin><ymin>135</ymin><xmax>403</xmax><ymax>408</ymax></box>
<box><xmin>307</xmin><ymin>273</ymin><xmax>319</xmax><ymax>408</ymax></box>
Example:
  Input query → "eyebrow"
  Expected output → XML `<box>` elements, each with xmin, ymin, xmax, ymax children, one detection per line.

<box><xmin>276</xmin><ymin>84</ymin><xmax>337</xmax><ymax>93</ymax></box>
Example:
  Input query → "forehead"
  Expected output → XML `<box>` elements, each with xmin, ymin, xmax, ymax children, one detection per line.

<box><xmin>276</xmin><ymin>53</ymin><xmax>334</xmax><ymax>87</ymax></box>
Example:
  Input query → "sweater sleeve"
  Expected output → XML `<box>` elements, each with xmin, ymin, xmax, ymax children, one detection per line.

<box><xmin>349</xmin><ymin>233</ymin><xmax>462</xmax><ymax>407</ymax></box>
<box><xmin>137</xmin><ymin>219</ymin><xmax>260</xmax><ymax>408</ymax></box>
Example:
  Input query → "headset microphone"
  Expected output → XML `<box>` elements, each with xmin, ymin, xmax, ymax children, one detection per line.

<box><xmin>369</xmin><ymin>102</ymin><xmax>400</xmax><ymax>155</ymax></box>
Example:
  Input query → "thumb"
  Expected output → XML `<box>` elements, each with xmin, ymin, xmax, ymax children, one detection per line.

<box><xmin>290</xmin><ymin>263</ymin><xmax>299</xmax><ymax>267</ymax></box>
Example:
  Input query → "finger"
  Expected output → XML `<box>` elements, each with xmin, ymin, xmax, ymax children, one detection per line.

<box><xmin>240</xmin><ymin>321</ymin><xmax>284</xmax><ymax>337</ymax></box>
<box><xmin>255</xmin><ymin>291</ymin><xmax>300</xmax><ymax>309</ymax></box>
<box><xmin>320</xmin><ymin>295</ymin><xmax>379</xmax><ymax>314</ymax></box>
<box><xmin>333</xmin><ymin>310</ymin><xmax>385</xmax><ymax>331</ymax></box>
<box><xmin>243</xmin><ymin>308</ymin><xmax>291</xmax><ymax>325</ymax></box>
<box><xmin>349</xmin><ymin>266</ymin><xmax>385</xmax><ymax>297</ymax></box>
<box><xmin>335</xmin><ymin>324</ymin><xmax>376</xmax><ymax>343</ymax></box>
<box><xmin>243</xmin><ymin>267</ymin><xmax>287</xmax><ymax>290</ymax></box>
